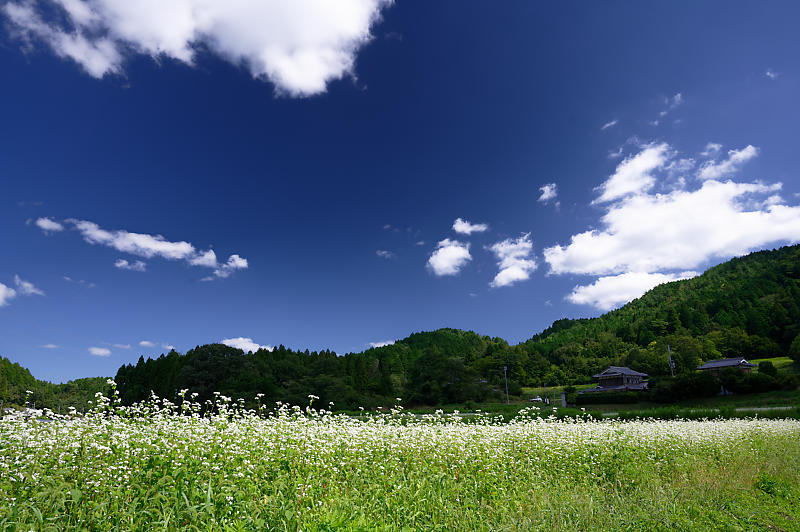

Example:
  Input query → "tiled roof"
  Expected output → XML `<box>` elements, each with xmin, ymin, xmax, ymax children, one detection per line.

<box><xmin>592</xmin><ymin>366</ymin><xmax>648</xmax><ymax>378</ymax></box>
<box><xmin>697</xmin><ymin>357</ymin><xmax>756</xmax><ymax>370</ymax></box>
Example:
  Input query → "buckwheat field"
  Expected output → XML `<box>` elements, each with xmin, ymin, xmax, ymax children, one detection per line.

<box><xmin>2</xmin><ymin>387</ymin><xmax>799</xmax><ymax>531</ymax></box>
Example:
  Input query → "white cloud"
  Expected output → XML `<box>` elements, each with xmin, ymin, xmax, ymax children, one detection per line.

<box><xmin>568</xmin><ymin>271</ymin><xmax>698</xmax><ymax>311</ymax></box>
<box><xmin>114</xmin><ymin>259</ymin><xmax>147</xmax><ymax>272</ymax></box>
<box><xmin>546</xmin><ymin>179</ymin><xmax>797</xmax><ymax>276</ymax></box>
<box><xmin>35</xmin><ymin>217</ymin><xmax>64</xmax><ymax>232</ymax></box>
<box><xmin>2</xmin><ymin>0</ymin><xmax>393</xmax><ymax>97</ymax></box>
<box><xmin>88</xmin><ymin>346</ymin><xmax>111</xmax><ymax>356</ymax></box>
<box><xmin>488</xmin><ymin>233</ymin><xmax>537</xmax><ymax>288</ymax></box>
<box><xmin>427</xmin><ymin>239</ymin><xmax>471</xmax><ymax>276</ymax></box>
<box><xmin>452</xmin><ymin>218</ymin><xmax>489</xmax><ymax>235</ymax></box>
<box><xmin>376</xmin><ymin>250</ymin><xmax>395</xmax><ymax>259</ymax></box>
<box><xmin>608</xmin><ymin>146</ymin><xmax>624</xmax><ymax>159</ymax></box>
<box><xmin>111</xmin><ymin>343</ymin><xmax>130</xmax><ymax>349</ymax></box>
<box><xmin>162</xmin><ymin>344</ymin><xmax>175</xmax><ymax>351</ymax></box>
<box><xmin>41</xmin><ymin>343</ymin><xmax>59</xmax><ymax>349</ymax></box>
<box><xmin>538</xmin><ymin>183</ymin><xmax>558</xmax><ymax>203</ymax></box>
<box><xmin>189</xmin><ymin>249</ymin><xmax>217</xmax><ymax>268</ymax></box>
<box><xmin>14</xmin><ymin>275</ymin><xmax>44</xmax><ymax>296</ymax></box>
<box><xmin>212</xmin><ymin>254</ymin><xmax>248</xmax><ymax>279</ymax></box>
<box><xmin>700</xmin><ymin>142</ymin><xmax>722</xmax><ymax>157</ymax></box>
<box><xmin>698</xmin><ymin>145</ymin><xmax>759</xmax><ymax>180</ymax></box>
<box><xmin>601</xmin><ymin>119</ymin><xmax>618</xmax><ymax>131</ymax></box>
<box><xmin>41</xmin><ymin>218</ymin><xmax>247</xmax><ymax>279</ymax></box>
<box><xmin>594</xmin><ymin>143</ymin><xmax>670</xmax><ymax>203</ymax></box>
<box><xmin>139</xmin><ymin>340</ymin><xmax>155</xmax><ymax>347</ymax></box>
<box><xmin>369</xmin><ymin>340</ymin><xmax>394</xmax><ymax>348</ymax></box>
<box><xmin>221</xmin><ymin>337</ymin><xmax>273</xmax><ymax>353</ymax></box>
<box><xmin>0</xmin><ymin>283</ymin><xmax>16</xmax><ymax>307</ymax></box>
<box><xmin>766</xmin><ymin>69</ymin><xmax>779</xmax><ymax>80</ymax></box>
<box><xmin>68</xmin><ymin>219</ymin><xmax>195</xmax><ymax>259</ymax></box>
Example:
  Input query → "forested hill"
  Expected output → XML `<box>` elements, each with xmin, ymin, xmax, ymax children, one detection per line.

<box><xmin>4</xmin><ymin>245</ymin><xmax>800</xmax><ymax>410</ymax></box>
<box><xmin>523</xmin><ymin>244</ymin><xmax>800</xmax><ymax>378</ymax></box>
<box><xmin>0</xmin><ymin>356</ymin><xmax>107</xmax><ymax>411</ymax></box>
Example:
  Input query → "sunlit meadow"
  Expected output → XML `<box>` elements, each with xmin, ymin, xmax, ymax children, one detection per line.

<box><xmin>2</xmin><ymin>386</ymin><xmax>799</xmax><ymax>531</ymax></box>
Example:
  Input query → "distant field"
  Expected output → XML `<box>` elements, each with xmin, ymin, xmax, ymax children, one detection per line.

<box><xmin>2</xmin><ymin>396</ymin><xmax>800</xmax><ymax>531</ymax></box>
<box><xmin>752</xmin><ymin>356</ymin><xmax>799</xmax><ymax>374</ymax></box>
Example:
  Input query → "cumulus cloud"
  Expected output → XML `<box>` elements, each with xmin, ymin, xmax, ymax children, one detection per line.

<box><xmin>0</xmin><ymin>284</ymin><xmax>17</xmax><ymax>307</ymax></box>
<box><xmin>2</xmin><ymin>0</ymin><xmax>393</xmax><ymax>96</ymax></box>
<box><xmin>114</xmin><ymin>259</ymin><xmax>147</xmax><ymax>272</ymax></box>
<box><xmin>698</xmin><ymin>145</ymin><xmax>759</xmax><ymax>180</ymax></box>
<box><xmin>221</xmin><ymin>337</ymin><xmax>273</xmax><ymax>353</ymax></box>
<box><xmin>369</xmin><ymin>340</ymin><xmax>395</xmax><ymax>348</ymax></box>
<box><xmin>88</xmin><ymin>346</ymin><xmax>111</xmax><ymax>356</ymax></box>
<box><xmin>376</xmin><ymin>250</ymin><xmax>395</xmax><ymax>259</ymax></box>
<box><xmin>452</xmin><ymin>218</ymin><xmax>488</xmax><ymax>235</ymax></box>
<box><xmin>35</xmin><ymin>217</ymin><xmax>64</xmax><ymax>232</ymax></box>
<box><xmin>427</xmin><ymin>239</ymin><xmax>471</xmax><ymax>276</ymax></box>
<box><xmin>538</xmin><ymin>183</ymin><xmax>558</xmax><ymax>203</ymax></box>
<box><xmin>545</xmin><ymin>179</ymin><xmax>796</xmax><ymax>275</ymax></box>
<box><xmin>594</xmin><ymin>143</ymin><xmax>670</xmax><ymax>203</ymax></box>
<box><xmin>601</xmin><ymin>119</ymin><xmax>618</xmax><ymax>131</ymax></box>
<box><xmin>38</xmin><ymin>218</ymin><xmax>247</xmax><ymax>280</ymax></box>
<box><xmin>545</xmin><ymin>141</ymin><xmax>800</xmax><ymax>310</ymax></box>
<box><xmin>568</xmin><ymin>271</ymin><xmax>698</xmax><ymax>311</ymax></box>
<box><xmin>14</xmin><ymin>275</ymin><xmax>44</xmax><ymax>296</ymax></box>
<box><xmin>488</xmin><ymin>233</ymin><xmax>537</xmax><ymax>288</ymax></box>
<box><xmin>139</xmin><ymin>340</ymin><xmax>155</xmax><ymax>347</ymax></box>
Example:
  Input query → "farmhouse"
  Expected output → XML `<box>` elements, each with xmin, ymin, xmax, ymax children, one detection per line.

<box><xmin>583</xmin><ymin>366</ymin><xmax>648</xmax><ymax>393</ymax></box>
<box><xmin>696</xmin><ymin>357</ymin><xmax>756</xmax><ymax>377</ymax></box>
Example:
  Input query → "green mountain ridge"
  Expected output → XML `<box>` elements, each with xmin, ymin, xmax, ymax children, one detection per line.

<box><xmin>3</xmin><ymin>244</ymin><xmax>800</xmax><ymax>409</ymax></box>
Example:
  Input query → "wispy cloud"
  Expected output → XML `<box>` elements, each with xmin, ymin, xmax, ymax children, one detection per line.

<box><xmin>114</xmin><ymin>259</ymin><xmax>147</xmax><ymax>272</ymax></box>
<box><xmin>376</xmin><ymin>250</ymin><xmax>395</xmax><ymax>259</ymax></box>
<box><xmin>427</xmin><ymin>239</ymin><xmax>471</xmax><ymax>276</ymax></box>
<box><xmin>766</xmin><ymin>69</ymin><xmax>779</xmax><ymax>80</ymax></box>
<box><xmin>594</xmin><ymin>142</ymin><xmax>670</xmax><ymax>203</ymax></box>
<box><xmin>14</xmin><ymin>275</ymin><xmax>44</xmax><ymax>296</ymax></box>
<box><xmin>537</xmin><ymin>183</ymin><xmax>558</xmax><ymax>204</ymax></box>
<box><xmin>38</xmin><ymin>218</ymin><xmax>247</xmax><ymax>280</ymax></box>
<box><xmin>452</xmin><ymin>218</ymin><xmax>489</xmax><ymax>235</ymax></box>
<box><xmin>700</xmin><ymin>142</ymin><xmax>722</xmax><ymax>157</ymax></box>
<box><xmin>139</xmin><ymin>340</ymin><xmax>155</xmax><ymax>347</ymax></box>
<box><xmin>40</xmin><ymin>343</ymin><xmax>59</xmax><ymax>349</ymax></box>
<box><xmin>698</xmin><ymin>145</ymin><xmax>759</xmax><ymax>180</ymax></box>
<box><xmin>601</xmin><ymin>119</ymin><xmax>618</xmax><ymax>131</ymax></box>
<box><xmin>1</xmin><ymin>0</ymin><xmax>393</xmax><ymax>97</ymax></box>
<box><xmin>88</xmin><ymin>346</ymin><xmax>111</xmax><ymax>357</ymax></box>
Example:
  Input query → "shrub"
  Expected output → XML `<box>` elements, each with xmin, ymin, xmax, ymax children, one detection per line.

<box><xmin>758</xmin><ymin>361</ymin><xmax>778</xmax><ymax>377</ymax></box>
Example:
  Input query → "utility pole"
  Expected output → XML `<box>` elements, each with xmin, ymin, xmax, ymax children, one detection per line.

<box><xmin>667</xmin><ymin>344</ymin><xmax>675</xmax><ymax>377</ymax></box>
<box><xmin>503</xmin><ymin>366</ymin><xmax>510</xmax><ymax>404</ymax></box>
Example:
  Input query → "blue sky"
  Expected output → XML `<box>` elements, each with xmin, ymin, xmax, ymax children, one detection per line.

<box><xmin>1</xmin><ymin>1</ymin><xmax>799</xmax><ymax>382</ymax></box>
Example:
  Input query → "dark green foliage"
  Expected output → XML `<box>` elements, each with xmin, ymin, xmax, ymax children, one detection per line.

<box><xmin>649</xmin><ymin>371</ymin><xmax>721</xmax><ymax>402</ymax></box>
<box><xmin>0</xmin><ymin>356</ymin><xmax>108</xmax><ymax>411</ymax></box>
<box><xmin>573</xmin><ymin>391</ymin><xmax>643</xmax><ymax>405</ymax></box>
<box><xmin>790</xmin><ymin>334</ymin><xmax>800</xmax><ymax>363</ymax></box>
<box><xmin>759</xmin><ymin>360</ymin><xmax>778</xmax><ymax>377</ymax></box>
<box><xmin>719</xmin><ymin>368</ymin><xmax>781</xmax><ymax>394</ymax></box>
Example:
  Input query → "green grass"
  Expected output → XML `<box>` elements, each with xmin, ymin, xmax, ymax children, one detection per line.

<box><xmin>1</xmin><ymin>391</ymin><xmax>800</xmax><ymax>530</ymax></box>
<box><xmin>751</xmin><ymin>356</ymin><xmax>800</xmax><ymax>374</ymax></box>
